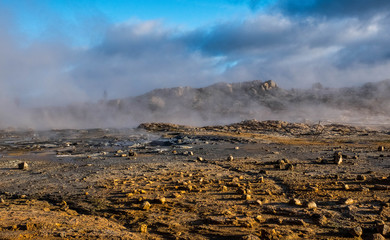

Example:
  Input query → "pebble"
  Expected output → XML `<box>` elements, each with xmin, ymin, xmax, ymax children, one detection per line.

<box><xmin>349</xmin><ymin>226</ymin><xmax>363</xmax><ymax>237</ymax></box>
<box><xmin>377</xmin><ymin>224</ymin><xmax>390</xmax><ymax>236</ymax></box>
<box><xmin>378</xmin><ymin>146</ymin><xmax>385</xmax><ymax>151</ymax></box>
<box><xmin>139</xmin><ymin>224</ymin><xmax>148</xmax><ymax>233</ymax></box>
<box><xmin>197</xmin><ymin>156</ymin><xmax>204</xmax><ymax>161</ymax></box>
<box><xmin>0</xmin><ymin>198</ymin><xmax>5</xmax><ymax>204</ymax></box>
<box><xmin>142</xmin><ymin>201</ymin><xmax>151</xmax><ymax>210</ymax></box>
<box><xmin>157</xmin><ymin>197</ymin><xmax>166</xmax><ymax>204</ymax></box>
<box><xmin>244</xmin><ymin>194</ymin><xmax>251</xmax><ymax>200</ymax></box>
<box><xmin>289</xmin><ymin>198</ymin><xmax>302</xmax><ymax>206</ymax></box>
<box><xmin>286</xmin><ymin>164</ymin><xmax>294</xmax><ymax>170</ymax></box>
<box><xmin>357</xmin><ymin>175</ymin><xmax>367</xmax><ymax>181</ymax></box>
<box><xmin>227</xmin><ymin>155</ymin><xmax>234</xmax><ymax>161</ymax></box>
<box><xmin>221</xmin><ymin>185</ymin><xmax>228</xmax><ymax>192</ymax></box>
<box><xmin>255</xmin><ymin>215</ymin><xmax>265</xmax><ymax>223</ymax></box>
<box><xmin>372</xmin><ymin>233</ymin><xmax>386</xmax><ymax>240</ymax></box>
<box><xmin>241</xmin><ymin>234</ymin><xmax>260</xmax><ymax>240</ymax></box>
<box><xmin>343</xmin><ymin>198</ymin><xmax>354</xmax><ymax>205</ymax></box>
<box><xmin>317</xmin><ymin>215</ymin><xmax>327</xmax><ymax>226</ymax></box>
<box><xmin>334</xmin><ymin>152</ymin><xmax>343</xmax><ymax>165</ymax></box>
<box><xmin>306</xmin><ymin>201</ymin><xmax>317</xmax><ymax>209</ymax></box>
<box><xmin>18</xmin><ymin>162</ymin><xmax>29</xmax><ymax>170</ymax></box>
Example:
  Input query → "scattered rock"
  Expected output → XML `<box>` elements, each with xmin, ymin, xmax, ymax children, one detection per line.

<box><xmin>255</xmin><ymin>215</ymin><xmax>265</xmax><ymax>223</ymax></box>
<box><xmin>334</xmin><ymin>152</ymin><xmax>343</xmax><ymax>165</ymax></box>
<box><xmin>378</xmin><ymin>146</ymin><xmax>385</xmax><ymax>151</ymax></box>
<box><xmin>244</xmin><ymin>194</ymin><xmax>251</xmax><ymax>200</ymax></box>
<box><xmin>157</xmin><ymin>197</ymin><xmax>166</xmax><ymax>204</ymax></box>
<box><xmin>241</xmin><ymin>234</ymin><xmax>260</xmax><ymax>240</ymax></box>
<box><xmin>306</xmin><ymin>201</ymin><xmax>317</xmax><ymax>209</ymax></box>
<box><xmin>349</xmin><ymin>226</ymin><xmax>363</xmax><ymax>237</ymax></box>
<box><xmin>342</xmin><ymin>198</ymin><xmax>355</xmax><ymax>205</ymax></box>
<box><xmin>289</xmin><ymin>198</ymin><xmax>302</xmax><ymax>206</ymax></box>
<box><xmin>377</xmin><ymin>224</ymin><xmax>390</xmax><ymax>236</ymax></box>
<box><xmin>18</xmin><ymin>162</ymin><xmax>29</xmax><ymax>170</ymax></box>
<box><xmin>357</xmin><ymin>175</ymin><xmax>367</xmax><ymax>181</ymax></box>
<box><xmin>227</xmin><ymin>155</ymin><xmax>234</xmax><ymax>161</ymax></box>
<box><xmin>139</xmin><ymin>224</ymin><xmax>148</xmax><ymax>233</ymax></box>
<box><xmin>286</xmin><ymin>163</ymin><xmax>294</xmax><ymax>170</ymax></box>
<box><xmin>142</xmin><ymin>201</ymin><xmax>151</xmax><ymax>210</ymax></box>
<box><xmin>316</xmin><ymin>215</ymin><xmax>327</xmax><ymax>226</ymax></box>
<box><xmin>372</xmin><ymin>233</ymin><xmax>385</xmax><ymax>240</ymax></box>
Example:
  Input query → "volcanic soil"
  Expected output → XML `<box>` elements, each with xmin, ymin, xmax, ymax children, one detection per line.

<box><xmin>0</xmin><ymin>120</ymin><xmax>389</xmax><ymax>239</ymax></box>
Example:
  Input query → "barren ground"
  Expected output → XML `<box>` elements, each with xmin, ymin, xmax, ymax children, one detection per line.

<box><xmin>0</xmin><ymin>120</ymin><xmax>389</xmax><ymax>240</ymax></box>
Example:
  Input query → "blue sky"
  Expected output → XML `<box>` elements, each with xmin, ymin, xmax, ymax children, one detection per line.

<box><xmin>1</xmin><ymin>0</ymin><xmax>390</xmax><ymax>107</ymax></box>
<box><xmin>3</xmin><ymin>0</ymin><xmax>259</xmax><ymax>45</ymax></box>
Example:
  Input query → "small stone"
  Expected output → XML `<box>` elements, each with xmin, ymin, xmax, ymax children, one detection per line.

<box><xmin>139</xmin><ymin>224</ymin><xmax>148</xmax><ymax>233</ymax></box>
<box><xmin>377</xmin><ymin>224</ymin><xmax>390</xmax><ymax>236</ymax></box>
<box><xmin>172</xmin><ymin>192</ymin><xmax>182</xmax><ymax>198</ymax></box>
<box><xmin>255</xmin><ymin>215</ymin><xmax>265</xmax><ymax>223</ymax></box>
<box><xmin>372</xmin><ymin>233</ymin><xmax>385</xmax><ymax>240</ymax></box>
<box><xmin>237</xmin><ymin>188</ymin><xmax>246</xmax><ymax>195</ymax></box>
<box><xmin>128</xmin><ymin>150</ymin><xmax>137</xmax><ymax>156</ymax></box>
<box><xmin>157</xmin><ymin>197</ymin><xmax>166</xmax><ymax>204</ymax></box>
<box><xmin>142</xmin><ymin>201</ymin><xmax>151</xmax><ymax>210</ymax></box>
<box><xmin>289</xmin><ymin>198</ymin><xmax>302</xmax><ymax>206</ymax></box>
<box><xmin>244</xmin><ymin>194</ymin><xmax>251</xmax><ymax>200</ymax></box>
<box><xmin>221</xmin><ymin>186</ymin><xmax>228</xmax><ymax>192</ymax></box>
<box><xmin>235</xmin><ymin>146</ymin><xmax>240</xmax><ymax>150</ymax></box>
<box><xmin>197</xmin><ymin>156</ymin><xmax>203</xmax><ymax>161</ymax></box>
<box><xmin>378</xmin><ymin>146</ymin><xmax>385</xmax><ymax>152</ymax></box>
<box><xmin>334</xmin><ymin>152</ymin><xmax>343</xmax><ymax>165</ymax></box>
<box><xmin>18</xmin><ymin>162</ymin><xmax>29</xmax><ymax>170</ymax></box>
<box><xmin>258</xmin><ymin>176</ymin><xmax>264</xmax><ymax>183</ymax></box>
<box><xmin>343</xmin><ymin>184</ymin><xmax>350</xmax><ymax>190</ymax></box>
<box><xmin>349</xmin><ymin>226</ymin><xmax>363</xmax><ymax>237</ymax></box>
<box><xmin>317</xmin><ymin>215</ymin><xmax>327</xmax><ymax>226</ymax></box>
<box><xmin>0</xmin><ymin>198</ymin><xmax>5</xmax><ymax>204</ymax></box>
<box><xmin>343</xmin><ymin>198</ymin><xmax>354</xmax><ymax>205</ymax></box>
<box><xmin>227</xmin><ymin>155</ymin><xmax>234</xmax><ymax>161</ymax></box>
<box><xmin>306</xmin><ymin>201</ymin><xmax>317</xmax><ymax>209</ymax></box>
<box><xmin>357</xmin><ymin>175</ymin><xmax>367</xmax><ymax>181</ymax></box>
<box><xmin>241</xmin><ymin>234</ymin><xmax>260</xmax><ymax>240</ymax></box>
<box><xmin>286</xmin><ymin>164</ymin><xmax>294</xmax><ymax>170</ymax></box>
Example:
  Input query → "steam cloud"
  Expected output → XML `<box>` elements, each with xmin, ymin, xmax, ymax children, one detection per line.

<box><xmin>0</xmin><ymin>0</ymin><xmax>389</xmax><ymax>129</ymax></box>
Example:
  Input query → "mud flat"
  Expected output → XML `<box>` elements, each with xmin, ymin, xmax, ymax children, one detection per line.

<box><xmin>0</xmin><ymin>120</ymin><xmax>389</xmax><ymax>239</ymax></box>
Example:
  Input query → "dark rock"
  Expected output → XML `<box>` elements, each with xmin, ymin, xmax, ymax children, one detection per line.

<box><xmin>372</xmin><ymin>233</ymin><xmax>385</xmax><ymax>240</ymax></box>
<box><xmin>349</xmin><ymin>226</ymin><xmax>363</xmax><ymax>237</ymax></box>
<box><xmin>18</xmin><ymin>162</ymin><xmax>29</xmax><ymax>170</ymax></box>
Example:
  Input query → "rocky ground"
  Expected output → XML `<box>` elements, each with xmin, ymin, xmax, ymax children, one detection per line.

<box><xmin>0</xmin><ymin>120</ymin><xmax>389</xmax><ymax>239</ymax></box>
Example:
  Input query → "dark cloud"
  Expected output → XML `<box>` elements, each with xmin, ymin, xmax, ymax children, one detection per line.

<box><xmin>275</xmin><ymin>0</ymin><xmax>390</xmax><ymax>18</ymax></box>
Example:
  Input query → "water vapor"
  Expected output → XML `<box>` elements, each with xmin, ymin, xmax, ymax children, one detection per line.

<box><xmin>0</xmin><ymin>0</ymin><xmax>389</xmax><ymax>129</ymax></box>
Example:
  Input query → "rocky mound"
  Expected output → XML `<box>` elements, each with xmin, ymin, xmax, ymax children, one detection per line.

<box><xmin>26</xmin><ymin>79</ymin><xmax>390</xmax><ymax>129</ymax></box>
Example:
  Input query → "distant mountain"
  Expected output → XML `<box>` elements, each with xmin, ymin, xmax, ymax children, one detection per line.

<box><xmin>31</xmin><ymin>79</ymin><xmax>390</xmax><ymax>129</ymax></box>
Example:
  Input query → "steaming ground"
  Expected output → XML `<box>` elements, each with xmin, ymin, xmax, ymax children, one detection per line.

<box><xmin>2</xmin><ymin>79</ymin><xmax>390</xmax><ymax>129</ymax></box>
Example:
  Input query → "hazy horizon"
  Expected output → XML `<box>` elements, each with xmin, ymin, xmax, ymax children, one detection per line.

<box><xmin>1</xmin><ymin>0</ymin><xmax>390</xmax><ymax>128</ymax></box>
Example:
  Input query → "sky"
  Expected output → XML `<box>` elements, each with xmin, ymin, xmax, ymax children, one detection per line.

<box><xmin>1</xmin><ymin>0</ymin><xmax>390</xmax><ymax>107</ymax></box>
